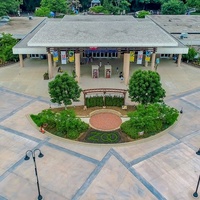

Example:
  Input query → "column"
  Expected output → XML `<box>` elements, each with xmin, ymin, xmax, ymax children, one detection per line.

<box><xmin>47</xmin><ymin>52</ymin><xmax>53</xmax><ymax>79</ymax></box>
<box><xmin>123</xmin><ymin>53</ymin><xmax>130</xmax><ymax>85</ymax></box>
<box><xmin>53</xmin><ymin>61</ymin><xmax>57</xmax><ymax>68</ymax></box>
<box><xmin>75</xmin><ymin>53</ymin><xmax>80</xmax><ymax>83</ymax></box>
<box><xmin>27</xmin><ymin>54</ymin><xmax>30</xmax><ymax>59</ymax></box>
<box><xmin>177</xmin><ymin>54</ymin><xmax>182</xmax><ymax>67</ymax></box>
<box><xmin>145</xmin><ymin>60</ymin><xmax>148</xmax><ymax>67</ymax></box>
<box><xmin>151</xmin><ymin>53</ymin><xmax>156</xmax><ymax>71</ymax></box>
<box><xmin>19</xmin><ymin>54</ymin><xmax>24</xmax><ymax>68</ymax></box>
<box><xmin>118</xmin><ymin>49</ymin><xmax>121</xmax><ymax>58</ymax></box>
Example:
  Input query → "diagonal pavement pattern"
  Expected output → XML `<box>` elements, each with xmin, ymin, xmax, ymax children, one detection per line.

<box><xmin>0</xmin><ymin>59</ymin><xmax>200</xmax><ymax>199</ymax></box>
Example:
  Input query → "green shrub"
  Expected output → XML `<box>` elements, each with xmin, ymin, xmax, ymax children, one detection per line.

<box><xmin>137</xmin><ymin>10</ymin><xmax>150</xmax><ymax>18</ymax></box>
<box><xmin>86</xmin><ymin>96</ymin><xmax>104</xmax><ymax>107</ymax></box>
<box><xmin>35</xmin><ymin>7</ymin><xmax>51</xmax><ymax>17</ymax></box>
<box><xmin>105</xmin><ymin>96</ymin><xmax>124</xmax><ymax>107</ymax></box>
<box><xmin>31</xmin><ymin>109</ymin><xmax>88</xmax><ymax>139</ymax></box>
<box><xmin>30</xmin><ymin>114</ymin><xmax>43</xmax><ymax>127</ymax></box>
<box><xmin>89</xmin><ymin>6</ymin><xmax>108</xmax><ymax>14</ymax></box>
<box><xmin>67</xmin><ymin>130</ymin><xmax>80</xmax><ymax>139</ymax></box>
<box><xmin>121</xmin><ymin>103</ymin><xmax>179</xmax><ymax>139</ymax></box>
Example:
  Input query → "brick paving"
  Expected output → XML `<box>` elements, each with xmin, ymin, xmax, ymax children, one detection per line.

<box><xmin>0</xmin><ymin>59</ymin><xmax>200</xmax><ymax>200</ymax></box>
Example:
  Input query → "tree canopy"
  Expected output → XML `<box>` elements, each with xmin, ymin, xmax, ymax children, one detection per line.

<box><xmin>0</xmin><ymin>33</ymin><xmax>18</xmax><ymax>63</ymax></box>
<box><xmin>161</xmin><ymin>0</ymin><xmax>186</xmax><ymax>14</ymax></box>
<box><xmin>48</xmin><ymin>72</ymin><xmax>82</xmax><ymax>108</ymax></box>
<box><xmin>182</xmin><ymin>47</ymin><xmax>198</xmax><ymax>62</ymax></box>
<box><xmin>0</xmin><ymin>0</ymin><xmax>20</xmax><ymax>16</ymax></box>
<box><xmin>40</xmin><ymin>0</ymin><xmax>67</xmax><ymax>14</ymax></box>
<box><xmin>128</xmin><ymin>70</ymin><xmax>166</xmax><ymax>104</ymax></box>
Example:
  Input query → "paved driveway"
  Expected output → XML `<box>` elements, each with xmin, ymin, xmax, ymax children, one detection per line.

<box><xmin>0</xmin><ymin>59</ymin><xmax>200</xmax><ymax>200</ymax></box>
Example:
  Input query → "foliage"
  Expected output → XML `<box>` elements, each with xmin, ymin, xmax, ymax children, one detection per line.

<box><xmin>186</xmin><ymin>0</ymin><xmax>200</xmax><ymax>11</ymax></box>
<box><xmin>35</xmin><ymin>7</ymin><xmax>51</xmax><ymax>17</ymax></box>
<box><xmin>161</xmin><ymin>0</ymin><xmax>186</xmax><ymax>14</ymax></box>
<box><xmin>89</xmin><ymin>6</ymin><xmax>109</xmax><ymax>14</ymax></box>
<box><xmin>86</xmin><ymin>96</ymin><xmax>104</xmax><ymax>107</ymax></box>
<box><xmin>0</xmin><ymin>0</ymin><xmax>20</xmax><ymax>16</ymax></box>
<box><xmin>103</xmin><ymin>0</ymin><xmax>130</xmax><ymax>14</ymax></box>
<box><xmin>31</xmin><ymin>109</ymin><xmax>89</xmax><ymax>139</ymax></box>
<box><xmin>105</xmin><ymin>96</ymin><xmax>124</xmax><ymax>107</ymax></box>
<box><xmin>40</xmin><ymin>0</ymin><xmax>67</xmax><ymax>14</ymax></box>
<box><xmin>21</xmin><ymin>0</ymin><xmax>41</xmax><ymax>12</ymax></box>
<box><xmin>85</xmin><ymin>130</ymin><xmax>121</xmax><ymax>144</ymax></box>
<box><xmin>48</xmin><ymin>72</ymin><xmax>82</xmax><ymax>108</ymax></box>
<box><xmin>182</xmin><ymin>47</ymin><xmax>198</xmax><ymax>62</ymax></box>
<box><xmin>0</xmin><ymin>33</ymin><xmax>18</xmax><ymax>63</ymax></box>
<box><xmin>128</xmin><ymin>70</ymin><xmax>166</xmax><ymax>105</ymax></box>
<box><xmin>85</xmin><ymin>96</ymin><xmax>124</xmax><ymax>107</ymax></box>
<box><xmin>137</xmin><ymin>10</ymin><xmax>150</xmax><ymax>18</ymax></box>
<box><xmin>121</xmin><ymin>103</ymin><xmax>179</xmax><ymax>139</ymax></box>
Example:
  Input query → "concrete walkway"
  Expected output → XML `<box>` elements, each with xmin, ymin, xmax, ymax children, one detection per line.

<box><xmin>0</xmin><ymin>58</ymin><xmax>200</xmax><ymax>200</ymax></box>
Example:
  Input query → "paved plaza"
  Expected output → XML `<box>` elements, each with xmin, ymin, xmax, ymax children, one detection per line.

<box><xmin>0</xmin><ymin>58</ymin><xmax>200</xmax><ymax>200</ymax></box>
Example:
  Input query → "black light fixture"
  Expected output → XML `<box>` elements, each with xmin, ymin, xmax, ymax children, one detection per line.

<box><xmin>180</xmin><ymin>107</ymin><xmax>183</xmax><ymax>114</ymax></box>
<box><xmin>196</xmin><ymin>148</ymin><xmax>200</xmax><ymax>156</ymax></box>
<box><xmin>24</xmin><ymin>149</ymin><xmax>44</xmax><ymax>200</ymax></box>
<box><xmin>193</xmin><ymin>175</ymin><xmax>200</xmax><ymax>198</ymax></box>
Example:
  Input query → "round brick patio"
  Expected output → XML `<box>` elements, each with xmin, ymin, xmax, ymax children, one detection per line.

<box><xmin>89</xmin><ymin>111</ymin><xmax>122</xmax><ymax>131</ymax></box>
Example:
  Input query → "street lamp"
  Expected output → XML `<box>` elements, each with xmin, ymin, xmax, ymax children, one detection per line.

<box><xmin>193</xmin><ymin>175</ymin><xmax>200</xmax><ymax>198</ymax></box>
<box><xmin>193</xmin><ymin>149</ymin><xmax>200</xmax><ymax>198</ymax></box>
<box><xmin>196</xmin><ymin>148</ymin><xmax>200</xmax><ymax>155</ymax></box>
<box><xmin>24</xmin><ymin>149</ymin><xmax>44</xmax><ymax>200</ymax></box>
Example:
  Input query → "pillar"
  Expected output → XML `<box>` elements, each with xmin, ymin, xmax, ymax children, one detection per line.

<box><xmin>145</xmin><ymin>60</ymin><xmax>148</xmax><ymax>67</ymax></box>
<box><xmin>19</xmin><ymin>54</ymin><xmax>24</xmax><ymax>68</ymax></box>
<box><xmin>75</xmin><ymin>53</ymin><xmax>80</xmax><ymax>83</ymax></box>
<box><xmin>47</xmin><ymin>52</ymin><xmax>53</xmax><ymax>79</ymax></box>
<box><xmin>177</xmin><ymin>54</ymin><xmax>182</xmax><ymax>67</ymax></box>
<box><xmin>27</xmin><ymin>54</ymin><xmax>30</xmax><ymax>59</ymax></box>
<box><xmin>118</xmin><ymin>50</ymin><xmax>121</xmax><ymax>58</ymax></box>
<box><xmin>151</xmin><ymin>53</ymin><xmax>156</xmax><ymax>71</ymax></box>
<box><xmin>53</xmin><ymin>61</ymin><xmax>57</xmax><ymax>68</ymax></box>
<box><xmin>123</xmin><ymin>53</ymin><xmax>130</xmax><ymax>85</ymax></box>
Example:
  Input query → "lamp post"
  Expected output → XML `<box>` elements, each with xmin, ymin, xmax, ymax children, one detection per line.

<box><xmin>193</xmin><ymin>149</ymin><xmax>200</xmax><ymax>198</ymax></box>
<box><xmin>24</xmin><ymin>149</ymin><xmax>44</xmax><ymax>200</ymax></box>
<box><xmin>193</xmin><ymin>175</ymin><xmax>200</xmax><ymax>198</ymax></box>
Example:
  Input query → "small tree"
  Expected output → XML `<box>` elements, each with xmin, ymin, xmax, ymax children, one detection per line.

<box><xmin>182</xmin><ymin>47</ymin><xmax>198</xmax><ymax>62</ymax></box>
<box><xmin>0</xmin><ymin>33</ymin><xmax>18</xmax><ymax>63</ymax></box>
<box><xmin>137</xmin><ymin>10</ymin><xmax>150</xmax><ymax>18</ymax></box>
<box><xmin>48</xmin><ymin>72</ymin><xmax>82</xmax><ymax>108</ymax></box>
<box><xmin>35</xmin><ymin>7</ymin><xmax>51</xmax><ymax>17</ymax></box>
<box><xmin>161</xmin><ymin>0</ymin><xmax>186</xmax><ymax>15</ymax></box>
<box><xmin>128</xmin><ymin>70</ymin><xmax>166</xmax><ymax>104</ymax></box>
<box><xmin>40</xmin><ymin>0</ymin><xmax>67</xmax><ymax>15</ymax></box>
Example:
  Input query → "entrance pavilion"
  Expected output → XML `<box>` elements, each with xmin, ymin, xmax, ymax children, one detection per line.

<box><xmin>13</xmin><ymin>15</ymin><xmax>188</xmax><ymax>85</ymax></box>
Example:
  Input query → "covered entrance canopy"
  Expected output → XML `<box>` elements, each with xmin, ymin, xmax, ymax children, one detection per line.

<box><xmin>13</xmin><ymin>15</ymin><xmax>188</xmax><ymax>83</ymax></box>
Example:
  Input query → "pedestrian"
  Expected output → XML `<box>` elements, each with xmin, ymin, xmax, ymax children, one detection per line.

<box><xmin>120</xmin><ymin>75</ymin><xmax>124</xmax><ymax>83</ymax></box>
<box><xmin>116</xmin><ymin>67</ymin><xmax>119</xmax><ymax>73</ymax></box>
<box><xmin>119</xmin><ymin>71</ymin><xmax>123</xmax><ymax>78</ymax></box>
<box><xmin>99</xmin><ymin>61</ymin><xmax>102</xmax><ymax>68</ymax></box>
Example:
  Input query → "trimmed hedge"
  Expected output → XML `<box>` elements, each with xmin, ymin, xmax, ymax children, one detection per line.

<box><xmin>85</xmin><ymin>95</ymin><xmax>124</xmax><ymax>107</ymax></box>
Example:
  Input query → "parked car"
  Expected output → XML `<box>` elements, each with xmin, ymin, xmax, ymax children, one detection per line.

<box><xmin>0</xmin><ymin>16</ymin><xmax>10</xmax><ymax>22</ymax></box>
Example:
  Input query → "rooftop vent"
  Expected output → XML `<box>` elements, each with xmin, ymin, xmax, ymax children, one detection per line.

<box><xmin>180</xmin><ymin>32</ymin><xmax>188</xmax><ymax>39</ymax></box>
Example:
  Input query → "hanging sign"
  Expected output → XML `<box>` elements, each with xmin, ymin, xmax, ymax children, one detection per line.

<box><xmin>137</xmin><ymin>51</ymin><xmax>143</xmax><ymax>64</ymax></box>
<box><xmin>53</xmin><ymin>51</ymin><xmax>58</xmax><ymax>62</ymax></box>
<box><xmin>61</xmin><ymin>51</ymin><xmax>67</xmax><ymax>64</ymax></box>
<box><xmin>68</xmin><ymin>51</ymin><xmax>74</xmax><ymax>63</ymax></box>
<box><xmin>130</xmin><ymin>51</ymin><xmax>135</xmax><ymax>62</ymax></box>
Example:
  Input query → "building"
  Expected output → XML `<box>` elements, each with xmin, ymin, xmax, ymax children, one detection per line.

<box><xmin>13</xmin><ymin>15</ymin><xmax>189</xmax><ymax>84</ymax></box>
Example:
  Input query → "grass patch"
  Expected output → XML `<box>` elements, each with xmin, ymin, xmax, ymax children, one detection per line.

<box><xmin>84</xmin><ymin>130</ymin><xmax>121</xmax><ymax>144</ymax></box>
